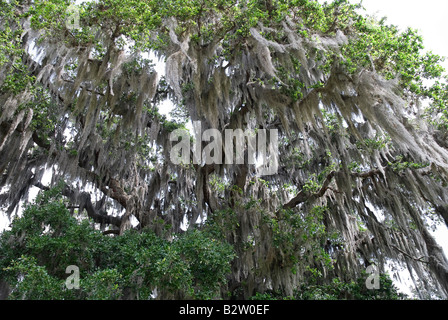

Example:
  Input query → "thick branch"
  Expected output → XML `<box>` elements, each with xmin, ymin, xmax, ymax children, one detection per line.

<box><xmin>351</xmin><ymin>168</ymin><xmax>382</xmax><ymax>179</ymax></box>
<box><xmin>78</xmin><ymin>192</ymin><xmax>123</xmax><ymax>227</ymax></box>
<box><xmin>32</xmin><ymin>122</ymin><xmax>130</xmax><ymax>211</ymax></box>
<box><xmin>33</xmin><ymin>181</ymin><xmax>123</xmax><ymax>228</ymax></box>
<box><xmin>282</xmin><ymin>167</ymin><xmax>380</xmax><ymax>211</ymax></box>
<box><xmin>99</xmin><ymin>177</ymin><xmax>129</xmax><ymax>209</ymax></box>
<box><xmin>32</xmin><ymin>132</ymin><xmax>51</xmax><ymax>150</ymax></box>
<box><xmin>103</xmin><ymin>229</ymin><xmax>120</xmax><ymax>235</ymax></box>
<box><xmin>282</xmin><ymin>171</ymin><xmax>336</xmax><ymax>210</ymax></box>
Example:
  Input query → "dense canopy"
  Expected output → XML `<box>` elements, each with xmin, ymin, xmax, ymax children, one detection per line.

<box><xmin>1</xmin><ymin>0</ymin><xmax>448</xmax><ymax>299</ymax></box>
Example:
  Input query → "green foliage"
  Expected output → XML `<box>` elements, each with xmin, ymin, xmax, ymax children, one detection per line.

<box><xmin>321</xmin><ymin>109</ymin><xmax>340</xmax><ymax>133</ymax></box>
<box><xmin>274</xmin><ymin>63</ymin><xmax>305</xmax><ymax>102</ymax></box>
<box><xmin>8</xmin><ymin>0</ymin><xmax>446</xmax><ymax>133</ymax></box>
<box><xmin>302</xmin><ymin>151</ymin><xmax>338</xmax><ymax>194</ymax></box>
<box><xmin>0</xmin><ymin>0</ymin><xmax>36</xmax><ymax>96</ymax></box>
<box><xmin>425</xmin><ymin>77</ymin><xmax>448</xmax><ymax>131</ymax></box>
<box><xmin>250</xmin><ymin>272</ymin><xmax>407</xmax><ymax>300</ymax></box>
<box><xmin>1</xmin><ymin>65</ymin><xmax>36</xmax><ymax>95</ymax></box>
<box><xmin>388</xmin><ymin>155</ymin><xmax>429</xmax><ymax>173</ymax></box>
<box><xmin>296</xmin><ymin>272</ymin><xmax>407</xmax><ymax>300</ymax></box>
<box><xmin>16</xmin><ymin>86</ymin><xmax>60</xmax><ymax>147</ymax></box>
<box><xmin>82</xmin><ymin>269</ymin><xmax>124</xmax><ymax>300</ymax></box>
<box><xmin>356</xmin><ymin>133</ymin><xmax>391</xmax><ymax>152</ymax></box>
<box><xmin>264</xmin><ymin>205</ymin><xmax>331</xmax><ymax>274</ymax></box>
<box><xmin>122</xmin><ymin>57</ymin><xmax>156</xmax><ymax>77</ymax></box>
<box><xmin>176</xmin><ymin>230</ymin><xmax>235</xmax><ymax>299</ymax></box>
<box><xmin>209</xmin><ymin>174</ymin><xmax>230</xmax><ymax>195</ymax></box>
<box><xmin>340</xmin><ymin>16</ymin><xmax>443</xmax><ymax>92</ymax></box>
<box><xmin>303</xmin><ymin>174</ymin><xmax>321</xmax><ymax>193</ymax></box>
<box><xmin>3</xmin><ymin>255</ymin><xmax>67</xmax><ymax>300</ymax></box>
<box><xmin>145</xmin><ymin>105</ymin><xmax>187</xmax><ymax>133</ymax></box>
<box><xmin>0</xmin><ymin>0</ymin><xmax>25</xmax><ymax>68</ymax></box>
<box><xmin>0</xmin><ymin>186</ymin><xmax>235</xmax><ymax>300</ymax></box>
<box><xmin>14</xmin><ymin>1</ymin><xmax>448</xmax><ymax>134</ymax></box>
<box><xmin>203</xmin><ymin>207</ymin><xmax>239</xmax><ymax>240</ymax></box>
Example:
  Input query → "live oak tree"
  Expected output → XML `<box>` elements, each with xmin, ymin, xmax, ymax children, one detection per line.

<box><xmin>1</xmin><ymin>0</ymin><xmax>448</xmax><ymax>299</ymax></box>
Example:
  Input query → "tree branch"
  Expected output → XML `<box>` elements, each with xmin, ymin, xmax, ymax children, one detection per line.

<box><xmin>102</xmin><ymin>229</ymin><xmax>120</xmax><ymax>236</ymax></box>
<box><xmin>391</xmin><ymin>245</ymin><xmax>429</xmax><ymax>264</ymax></box>
<box><xmin>282</xmin><ymin>171</ymin><xmax>336</xmax><ymax>210</ymax></box>
<box><xmin>351</xmin><ymin>168</ymin><xmax>382</xmax><ymax>179</ymax></box>
<box><xmin>281</xmin><ymin>167</ymin><xmax>381</xmax><ymax>212</ymax></box>
<box><xmin>32</xmin><ymin>181</ymin><xmax>123</xmax><ymax>228</ymax></box>
<box><xmin>99</xmin><ymin>177</ymin><xmax>129</xmax><ymax>209</ymax></box>
<box><xmin>61</xmin><ymin>78</ymin><xmax>106</xmax><ymax>96</ymax></box>
<box><xmin>32</xmin><ymin>121</ymin><xmax>130</xmax><ymax>211</ymax></box>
